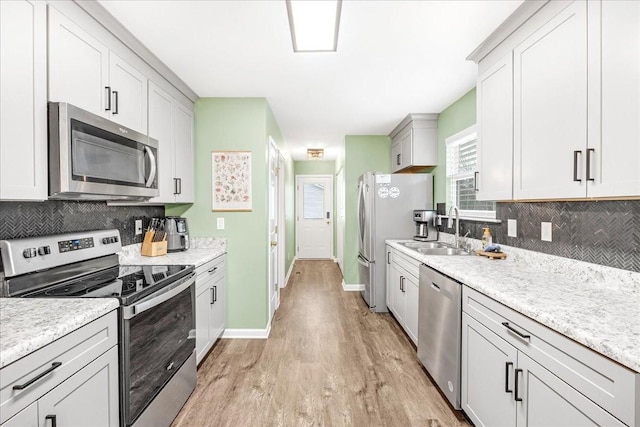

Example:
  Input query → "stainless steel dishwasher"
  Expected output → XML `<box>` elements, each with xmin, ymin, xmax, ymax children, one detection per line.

<box><xmin>417</xmin><ymin>263</ymin><xmax>462</xmax><ymax>410</ymax></box>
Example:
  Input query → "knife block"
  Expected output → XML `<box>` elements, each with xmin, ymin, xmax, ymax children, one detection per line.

<box><xmin>141</xmin><ymin>231</ymin><xmax>167</xmax><ymax>257</ymax></box>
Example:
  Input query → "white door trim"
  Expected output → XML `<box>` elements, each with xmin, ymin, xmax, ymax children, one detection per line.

<box><xmin>295</xmin><ymin>174</ymin><xmax>334</xmax><ymax>259</ymax></box>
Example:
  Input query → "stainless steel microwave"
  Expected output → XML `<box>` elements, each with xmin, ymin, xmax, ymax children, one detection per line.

<box><xmin>48</xmin><ymin>102</ymin><xmax>159</xmax><ymax>200</ymax></box>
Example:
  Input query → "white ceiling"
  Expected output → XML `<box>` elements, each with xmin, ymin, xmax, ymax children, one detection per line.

<box><xmin>98</xmin><ymin>0</ymin><xmax>523</xmax><ymax>160</ymax></box>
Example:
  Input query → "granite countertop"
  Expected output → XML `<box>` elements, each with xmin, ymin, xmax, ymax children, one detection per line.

<box><xmin>0</xmin><ymin>298</ymin><xmax>119</xmax><ymax>369</ymax></box>
<box><xmin>119</xmin><ymin>237</ymin><xmax>226</xmax><ymax>267</ymax></box>
<box><xmin>387</xmin><ymin>236</ymin><xmax>640</xmax><ymax>373</ymax></box>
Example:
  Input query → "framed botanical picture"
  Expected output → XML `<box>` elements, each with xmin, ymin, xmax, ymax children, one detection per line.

<box><xmin>211</xmin><ymin>151</ymin><xmax>252</xmax><ymax>211</ymax></box>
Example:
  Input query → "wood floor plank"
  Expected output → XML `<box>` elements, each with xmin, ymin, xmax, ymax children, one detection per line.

<box><xmin>172</xmin><ymin>260</ymin><xmax>470</xmax><ymax>427</ymax></box>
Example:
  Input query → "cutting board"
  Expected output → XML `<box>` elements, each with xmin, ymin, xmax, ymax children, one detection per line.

<box><xmin>475</xmin><ymin>250</ymin><xmax>507</xmax><ymax>260</ymax></box>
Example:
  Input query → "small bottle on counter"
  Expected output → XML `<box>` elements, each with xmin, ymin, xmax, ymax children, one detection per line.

<box><xmin>481</xmin><ymin>227</ymin><xmax>493</xmax><ymax>249</ymax></box>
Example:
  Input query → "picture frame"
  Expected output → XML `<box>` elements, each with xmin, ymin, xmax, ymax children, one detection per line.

<box><xmin>211</xmin><ymin>151</ymin><xmax>252</xmax><ymax>211</ymax></box>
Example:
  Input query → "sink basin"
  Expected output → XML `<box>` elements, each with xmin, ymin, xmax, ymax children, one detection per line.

<box><xmin>417</xmin><ymin>247</ymin><xmax>471</xmax><ymax>256</ymax></box>
<box><xmin>400</xmin><ymin>241</ymin><xmax>451</xmax><ymax>249</ymax></box>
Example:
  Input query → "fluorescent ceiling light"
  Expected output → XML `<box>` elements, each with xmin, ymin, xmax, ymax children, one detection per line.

<box><xmin>286</xmin><ymin>0</ymin><xmax>342</xmax><ymax>52</ymax></box>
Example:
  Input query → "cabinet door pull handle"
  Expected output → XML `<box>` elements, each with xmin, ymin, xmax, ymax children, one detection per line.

<box><xmin>208</xmin><ymin>267</ymin><xmax>218</xmax><ymax>274</ymax></box>
<box><xmin>501</xmin><ymin>322</ymin><xmax>531</xmax><ymax>340</ymax></box>
<box><xmin>213</xmin><ymin>285</ymin><xmax>217</xmax><ymax>303</ymax></box>
<box><xmin>505</xmin><ymin>362</ymin><xmax>513</xmax><ymax>393</ymax></box>
<box><xmin>45</xmin><ymin>415</ymin><xmax>57</xmax><ymax>427</ymax></box>
<box><xmin>573</xmin><ymin>150</ymin><xmax>582</xmax><ymax>182</ymax></box>
<box><xmin>514</xmin><ymin>368</ymin><xmax>523</xmax><ymax>402</ymax></box>
<box><xmin>211</xmin><ymin>287</ymin><xmax>215</xmax><ymax>304</ymax></box>
<box><xmin>397</xmin><ymin>154</ymin><xmax>401</xmax><ymax>166</ymax></box>
<box><xmin>177</xmin><ymin>177</ymin><xmax>182</xmax><ymax>195</ymax></box>
<box><xmin>586</xmin><ymin>148</ymin><xmax>595</xmax><ymax>181</ymax></box>
<box><xmin>105</xmin><ymin>86</ymin><xmax>111</xmax><ymax>111</ymax></box>
<box><xmin>112</xmin><ymin>90</ymin><xmax>119</xmax><ymax>115</ymax></box>
<box><xmin>387</xmin><ymin>251</ymin><xmax>391</xmax><ymax>265</ymax></box>
<box><xmin>474</xmin><ymin>171</ymin><xmax>479</xmax><ymax>191</ymax></box>
<box><xmin>13</xmin><ymin>362</ymin><xmax>62</xmax><ymax>390</ymax></box>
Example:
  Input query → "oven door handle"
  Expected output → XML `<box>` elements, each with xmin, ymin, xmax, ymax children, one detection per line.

<box><xmin>123</xmin><ymin>272</ymin><xmax>196</xmax><ymax>319</ymax></box>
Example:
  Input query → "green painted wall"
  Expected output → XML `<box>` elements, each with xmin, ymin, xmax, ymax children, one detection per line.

<box><xmin>166</xmin><ymin>97</ymin><xmax>286</xmax><ymax>330</ymax></box>
<box><xmin>433</xmin><ymin>88</ymin><xmax>477</xmax><ymax>204</ymax></box>
<box><xmin>343</xmin><ymin>135</ymin><xmax>391</xmax><ymax>285</ymax></box>
<box><xmin>293</xmin><ymin>160</ymin><xmax>335</xmax><ymax>175</ymax></box>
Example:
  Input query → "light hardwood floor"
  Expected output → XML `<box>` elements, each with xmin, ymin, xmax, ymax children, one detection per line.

<box><xmin>172</xmin><ymin>260</ymin><xmax>470</xmax><ymax>427</ymax></box>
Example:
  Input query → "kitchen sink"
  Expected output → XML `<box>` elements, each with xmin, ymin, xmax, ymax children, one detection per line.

<box><xmin>417</xmin><ymin>247</ymin><xmax>471</xmax><ymax>256</ymax></box>
<box><xmin>399</xmin><ymin>241</ymin><xmax>452</xmax><ymax>249</ymax></box>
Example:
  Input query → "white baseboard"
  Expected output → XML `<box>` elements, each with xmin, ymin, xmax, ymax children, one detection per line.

<box><xmin>222</xmin><ymin>322</ymin><xmax>272</xmax><ymax>339</ymax></box>
<box><xmin>281</xmin><ymin>257</ymin><xmax>297</xmax><ymax>288</ymax></box>
<box><xmin>342</xmin><ymin>281</ymin><xmax>364</xmax><ymax>292</ymax></box>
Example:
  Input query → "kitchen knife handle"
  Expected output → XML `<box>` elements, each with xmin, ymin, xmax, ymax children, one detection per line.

<box><xmin>573</xmin><ymin>150</ymin><xmax>582</xmax><ymax>182</ymax></box>
<box><xmin>505</xmin><ymin>362</ymin><xmax>513</xmax><ymax>393</ymax></box>
<box><xmin>105</xmin><ymin>86</ymin><xmax>111</xmax><ymax>111</ymax></box>
<box><xmin>13</xmin><ymin>362</ymin><xmax>62</xmax><ymax>390</ymax></box>
<box><xmin>586</xmin><ymin>148</ymin><xmax>595</xmax><ymax>181</ymax></box>
<box><xmin>501</xmin><ymin>322</ymin><xmax>531</xmax><ymax>340</ymax></box>
<box><xmin>514</xmin><ymin>368</ymin><xmax>523</xmax><ymax>402</ymax></box>
<box><xmin>45</xmin><ymin>415</ymin><xmax>57</xmax><ymax>427</ymax></box>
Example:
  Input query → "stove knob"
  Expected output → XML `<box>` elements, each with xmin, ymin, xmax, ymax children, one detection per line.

<box><xmin>22</xmin><ymin>248</ymin><xmax>37</xmax><ymax>258</ymax></box>
<box><xmin>102</xmin><ymin>237</ymin><xmax>109</xmax><ymax>244</ymax></box>
<box><xmin>113</xmin><ymin>236</ymin><xmax>119</xmax><ymax>243</ymax></box>
<box><xmin>37</xmin><ymin>246</ymin><xmax>47</xmax><ymax>256</ymax></box>
<box><xmin>45</xmin><ymin>246</ymin><xmax>51</xmax><ymax>254</ymax></box>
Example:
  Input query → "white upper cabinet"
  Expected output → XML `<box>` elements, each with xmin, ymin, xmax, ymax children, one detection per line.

<box><xmin>513</xmin><ymin>1</ymin><xmax>588</xmax><ymax>199</ymax></box>
<box><xmin>471</xmin><ymin>0</ymin><xmax>640</xmax><ymax>200</ymax></box>
<box><xmin>108</xmin><ymin>52</ymin><xmax>148</xmax><ymax>133</ymax></box>
<box><xmin>48</xmin><ymin>6</ymin><xmax>147</xmax><ymax>134</ymax></box>
<box><xmin>48</xmin><ymin>6</ymin><xmax>109</xmax><ymax>119</ymax></box>
<box><xmin>587</xmin><ymin>0</ymin><xmax>640</xmax><ymax>197</ymax></box>
<box><xmin>147</xmin><ymin>81</ymin><xmax>194</xmax><ymax>204</ymax></box>
<box><xmin>0</xmin><ymin>0</ymin><xmax>47</xmax><ymax>201</ymax></box>
<box><xmin>476</xmin><ymin>52</ymin><xmax>513</xmax><ymax>201</ymax></box>
<box><xmin>389</xmin><ymin>114</ymin><xmax>438</xmax><ymax>173</ymax></box>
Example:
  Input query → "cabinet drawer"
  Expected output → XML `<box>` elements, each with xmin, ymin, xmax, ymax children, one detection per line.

<box><xmin>462</xmin><ymin>286</ymin><xmax>638</xmax><ymax>426</ymax></box>
<box><xmin>0</xmin><ymin>311</ymin><xmax>117</xmax><ymax>424</ymax></box>
<box><xmin>390</xmin><ymin>249</ymin><xmax>419</xmax><ymax>279</ymax></box>
<box><xmin>195</xmin><ymin>255</ymin><xmax>225</xmax><ymax>279</ymax></box>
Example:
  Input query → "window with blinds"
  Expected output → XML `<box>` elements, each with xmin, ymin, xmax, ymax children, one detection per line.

<box><xmin>445</xmin><ymin>125</ymin><xmax>496</xmax><ymax>219</ymax></box>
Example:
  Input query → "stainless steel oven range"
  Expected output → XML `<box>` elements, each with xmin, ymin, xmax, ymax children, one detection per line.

<box><xmin>0</xmin><ymin>230</ymin><xmax>196</xmax><ymax>427</ymax></box>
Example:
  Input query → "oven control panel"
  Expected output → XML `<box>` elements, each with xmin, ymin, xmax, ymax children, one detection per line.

<box><xmin>58</xmin><ymin>237</ymin><xmax>95</xmax><ymax>253</ymax></box>
<box><xmin>0</xmin><ymin>229</ymin><xmax>122</xmax><ymax>278</ymax></box>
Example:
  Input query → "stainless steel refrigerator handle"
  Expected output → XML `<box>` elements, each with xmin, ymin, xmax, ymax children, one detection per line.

<box><xmin>357</xmin><ymin>181</ymin><xmax>365</xmax><ymax>251</ymax></box>
<box><xmin>357</xmin><ymin>255</ymin><xmax>369</xmax><ymax>268</ymax></box>
<box><xmin>144</xmin><ymin>146</ymin><xmax>157</xmax><ymax>188</ymax></box>
<box><xmin>123</xmin><ymin>273</ymin><xmax>196</xmax><ymax>319</ymax></box>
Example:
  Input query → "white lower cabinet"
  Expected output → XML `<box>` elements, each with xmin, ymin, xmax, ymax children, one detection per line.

<box><xmin>0</xmin><ymin>312</ymin><xmax>119</xmax><ymax>427</ymax></box>
<box><xmin>386</xmin><ymin>246</ymin><xmax>420</xmax><ymax>345</ymax></box>
<box><xmin>195</xmin><ymin>255</ymin><xmax>226</xmax><ymax>365</ymax></box>
<box><xmin>461</xmin><ymin>286</ymin><xmax>638</xmax><ymax>427</ymax></box>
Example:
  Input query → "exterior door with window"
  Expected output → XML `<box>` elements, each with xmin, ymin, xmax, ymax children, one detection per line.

<box><xmin>296</xmin><ymin>175</ymin><xmax>333</xmax><ymax>259</ymax></box>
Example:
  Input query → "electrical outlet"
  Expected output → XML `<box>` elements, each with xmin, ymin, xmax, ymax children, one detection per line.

<box><xmin>135</xmin><ymin>219</ymin><xmax>143</xmax><ymax>235</ymax></box>
<box><xmin>507</xmin><ymin>219</ymin><xmax>517</xmax><ymax>237</ymax></box>
<box><xmin>217</xmin><ymin>217</ymin><xmax>225</xmax><ymax>230</ymax></box>
<box><xmin>541</xmin><ymin>222</ymin><xmax>552</xmax><ymax>242</ymax></box>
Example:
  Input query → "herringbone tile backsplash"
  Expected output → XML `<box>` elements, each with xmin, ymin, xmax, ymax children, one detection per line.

<box><xmin>449</xmin><ymin>201</ymin><xmax>640</xmax><ymax>272</ymax></box>
<box><xmin>0</xmin><ymin>201</ymin><xmax>164</xmax><ymax>246</ymax></box>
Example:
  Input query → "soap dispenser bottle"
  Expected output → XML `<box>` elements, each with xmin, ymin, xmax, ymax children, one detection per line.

<box><xmin>481</xmin><ymin>227</ymin><xmax>493</xmax><ymax>249</ymax></box>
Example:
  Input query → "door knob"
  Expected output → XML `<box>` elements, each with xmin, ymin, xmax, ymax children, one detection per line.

<box><xmin>270</xmin><ymin>241</ymin><xmax>277</xmax><ymax>246</ymax></box>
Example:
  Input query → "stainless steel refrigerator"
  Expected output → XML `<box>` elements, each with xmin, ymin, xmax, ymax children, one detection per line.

<box><xmin>357</xmin><ymin>172</ymin><xmax>433</xmax><ymax>312</ymax></box>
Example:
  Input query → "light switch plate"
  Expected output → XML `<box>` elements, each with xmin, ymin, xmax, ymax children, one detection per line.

<box><xmin>541</xmin><ymin>222</ymin><xmax>552</xmax><ymax>242</ymax></box>
<box><xmin>507</xmin><ymin>219</ymin><xmax>517</xmax><ymax>237</ymax></box>
<box><xmin>216</xmin><ymin>217</ymin><xmax>225</xmax><ymax>230</ymax></box>
<box><xmin>135</xmin><ymin>219</ymin><xmax>143</xmax><ymax>235</ymax></box>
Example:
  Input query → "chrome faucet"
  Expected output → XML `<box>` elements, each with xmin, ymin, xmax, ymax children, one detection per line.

<box><xmin>447</xmin><ymin>205</ymin><xmax>460</xmax><ymax>248</ymax></box>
